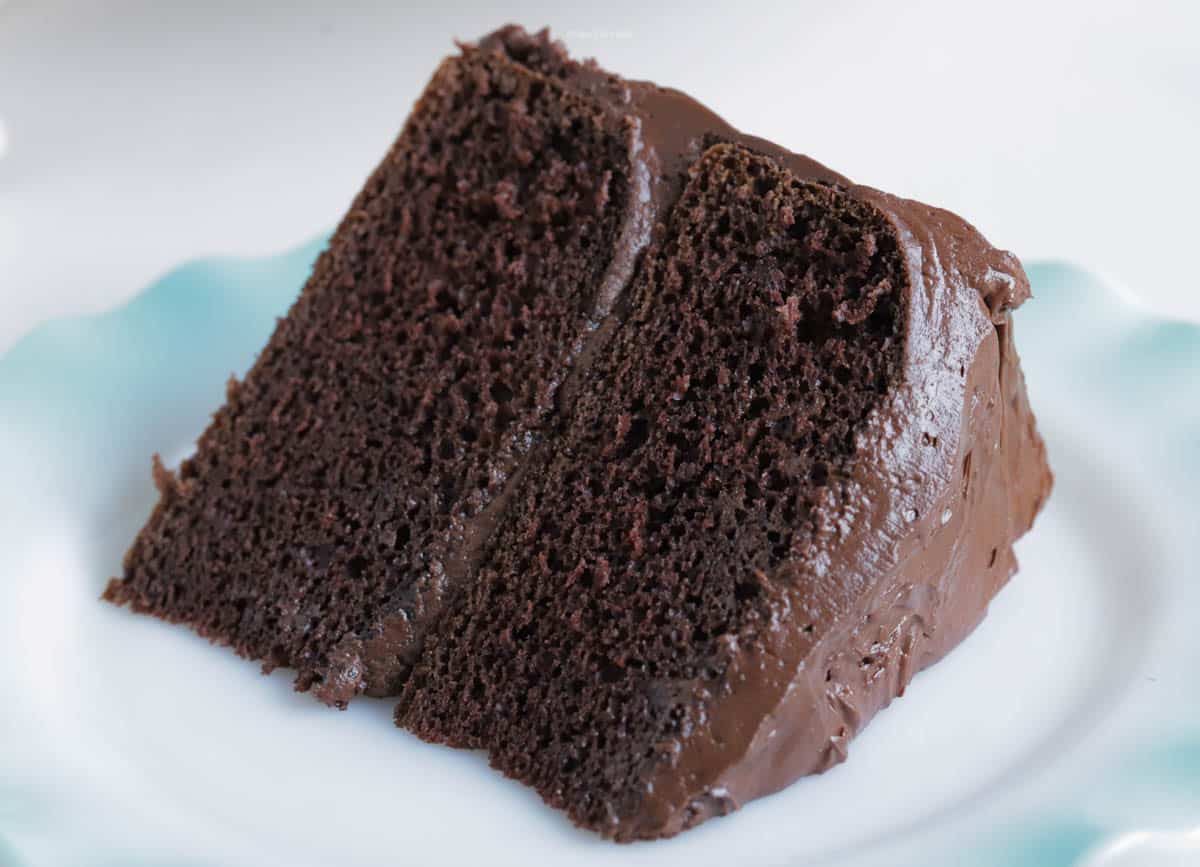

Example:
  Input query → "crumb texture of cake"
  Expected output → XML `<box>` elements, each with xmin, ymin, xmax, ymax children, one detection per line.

<box><xmin>103</xmin><ymin>31</ymin><xmax>642</xmax><ymax>706</ymax></box>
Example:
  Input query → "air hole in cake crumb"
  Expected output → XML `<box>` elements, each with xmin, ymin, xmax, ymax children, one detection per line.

<box><xmin>962</xmin><ymin>451</ymin><xmax>973</xmax><ymax>498</ymax></box>
<box><xmin>734</xmin><ymin>581</ymin><xmax>759</xmax><ymax>602</ymax></box>
<box><xmin>620</xmin><ymin>417</ymin><xmax>650</xmax><ymax>456</ymax></box>
<box><xmin>490</xmin><ymin>382</ymin><xmax>514</xmax><ymax>404</ymax></box>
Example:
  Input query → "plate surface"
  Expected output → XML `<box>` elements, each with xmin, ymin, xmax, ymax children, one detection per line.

<box><xmin>1</xmin><ymin>249</ymin><xmax>1196</xmax><ymax>867</ymax></box>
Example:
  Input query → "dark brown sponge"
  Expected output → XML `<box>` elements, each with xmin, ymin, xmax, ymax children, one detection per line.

<box><xmin>104</xmin><ymin>35</ymin><xmax>635</xmax><ymax>706</ymax></box>
<box><xmin>396</xmin><ymin>143</ymin><xmax>907</xmax><ymax>836</ymax></box>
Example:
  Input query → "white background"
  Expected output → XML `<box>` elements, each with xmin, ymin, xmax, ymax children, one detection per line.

<box><xmin>1</xmin><ymin>0</ymin><xmax>1199</xmax><ymax>355</ymax></box>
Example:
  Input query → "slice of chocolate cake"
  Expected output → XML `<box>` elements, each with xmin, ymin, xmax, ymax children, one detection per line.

<box><xmin>106</xmin><ymin>25</ymin><xmax>1051</xmax><ymax>840</ymax></box>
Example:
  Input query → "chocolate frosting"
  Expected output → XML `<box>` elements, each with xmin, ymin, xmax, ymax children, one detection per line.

<box><xmin>373</xmin><ymin>26</ymin><xmax>1051</xmax><ymax>835</ymax></box>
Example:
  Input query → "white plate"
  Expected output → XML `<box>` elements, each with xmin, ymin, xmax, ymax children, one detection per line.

<box><xmin>1</xmin><ymin>252</ymin><xmax>1196</xmax><ymax>867</ymax></box>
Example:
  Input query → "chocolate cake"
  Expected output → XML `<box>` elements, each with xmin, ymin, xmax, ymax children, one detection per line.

<box><xmin>105</xmin><ymin>26</ymin><xmax>1051</xmax><ymax>840</ymax></box>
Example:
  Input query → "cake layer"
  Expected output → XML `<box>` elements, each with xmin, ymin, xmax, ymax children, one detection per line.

<box><xmin>105</xmin><ymin>32</ymin><xmax>645</xmax><ymax>706</ymax></box>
